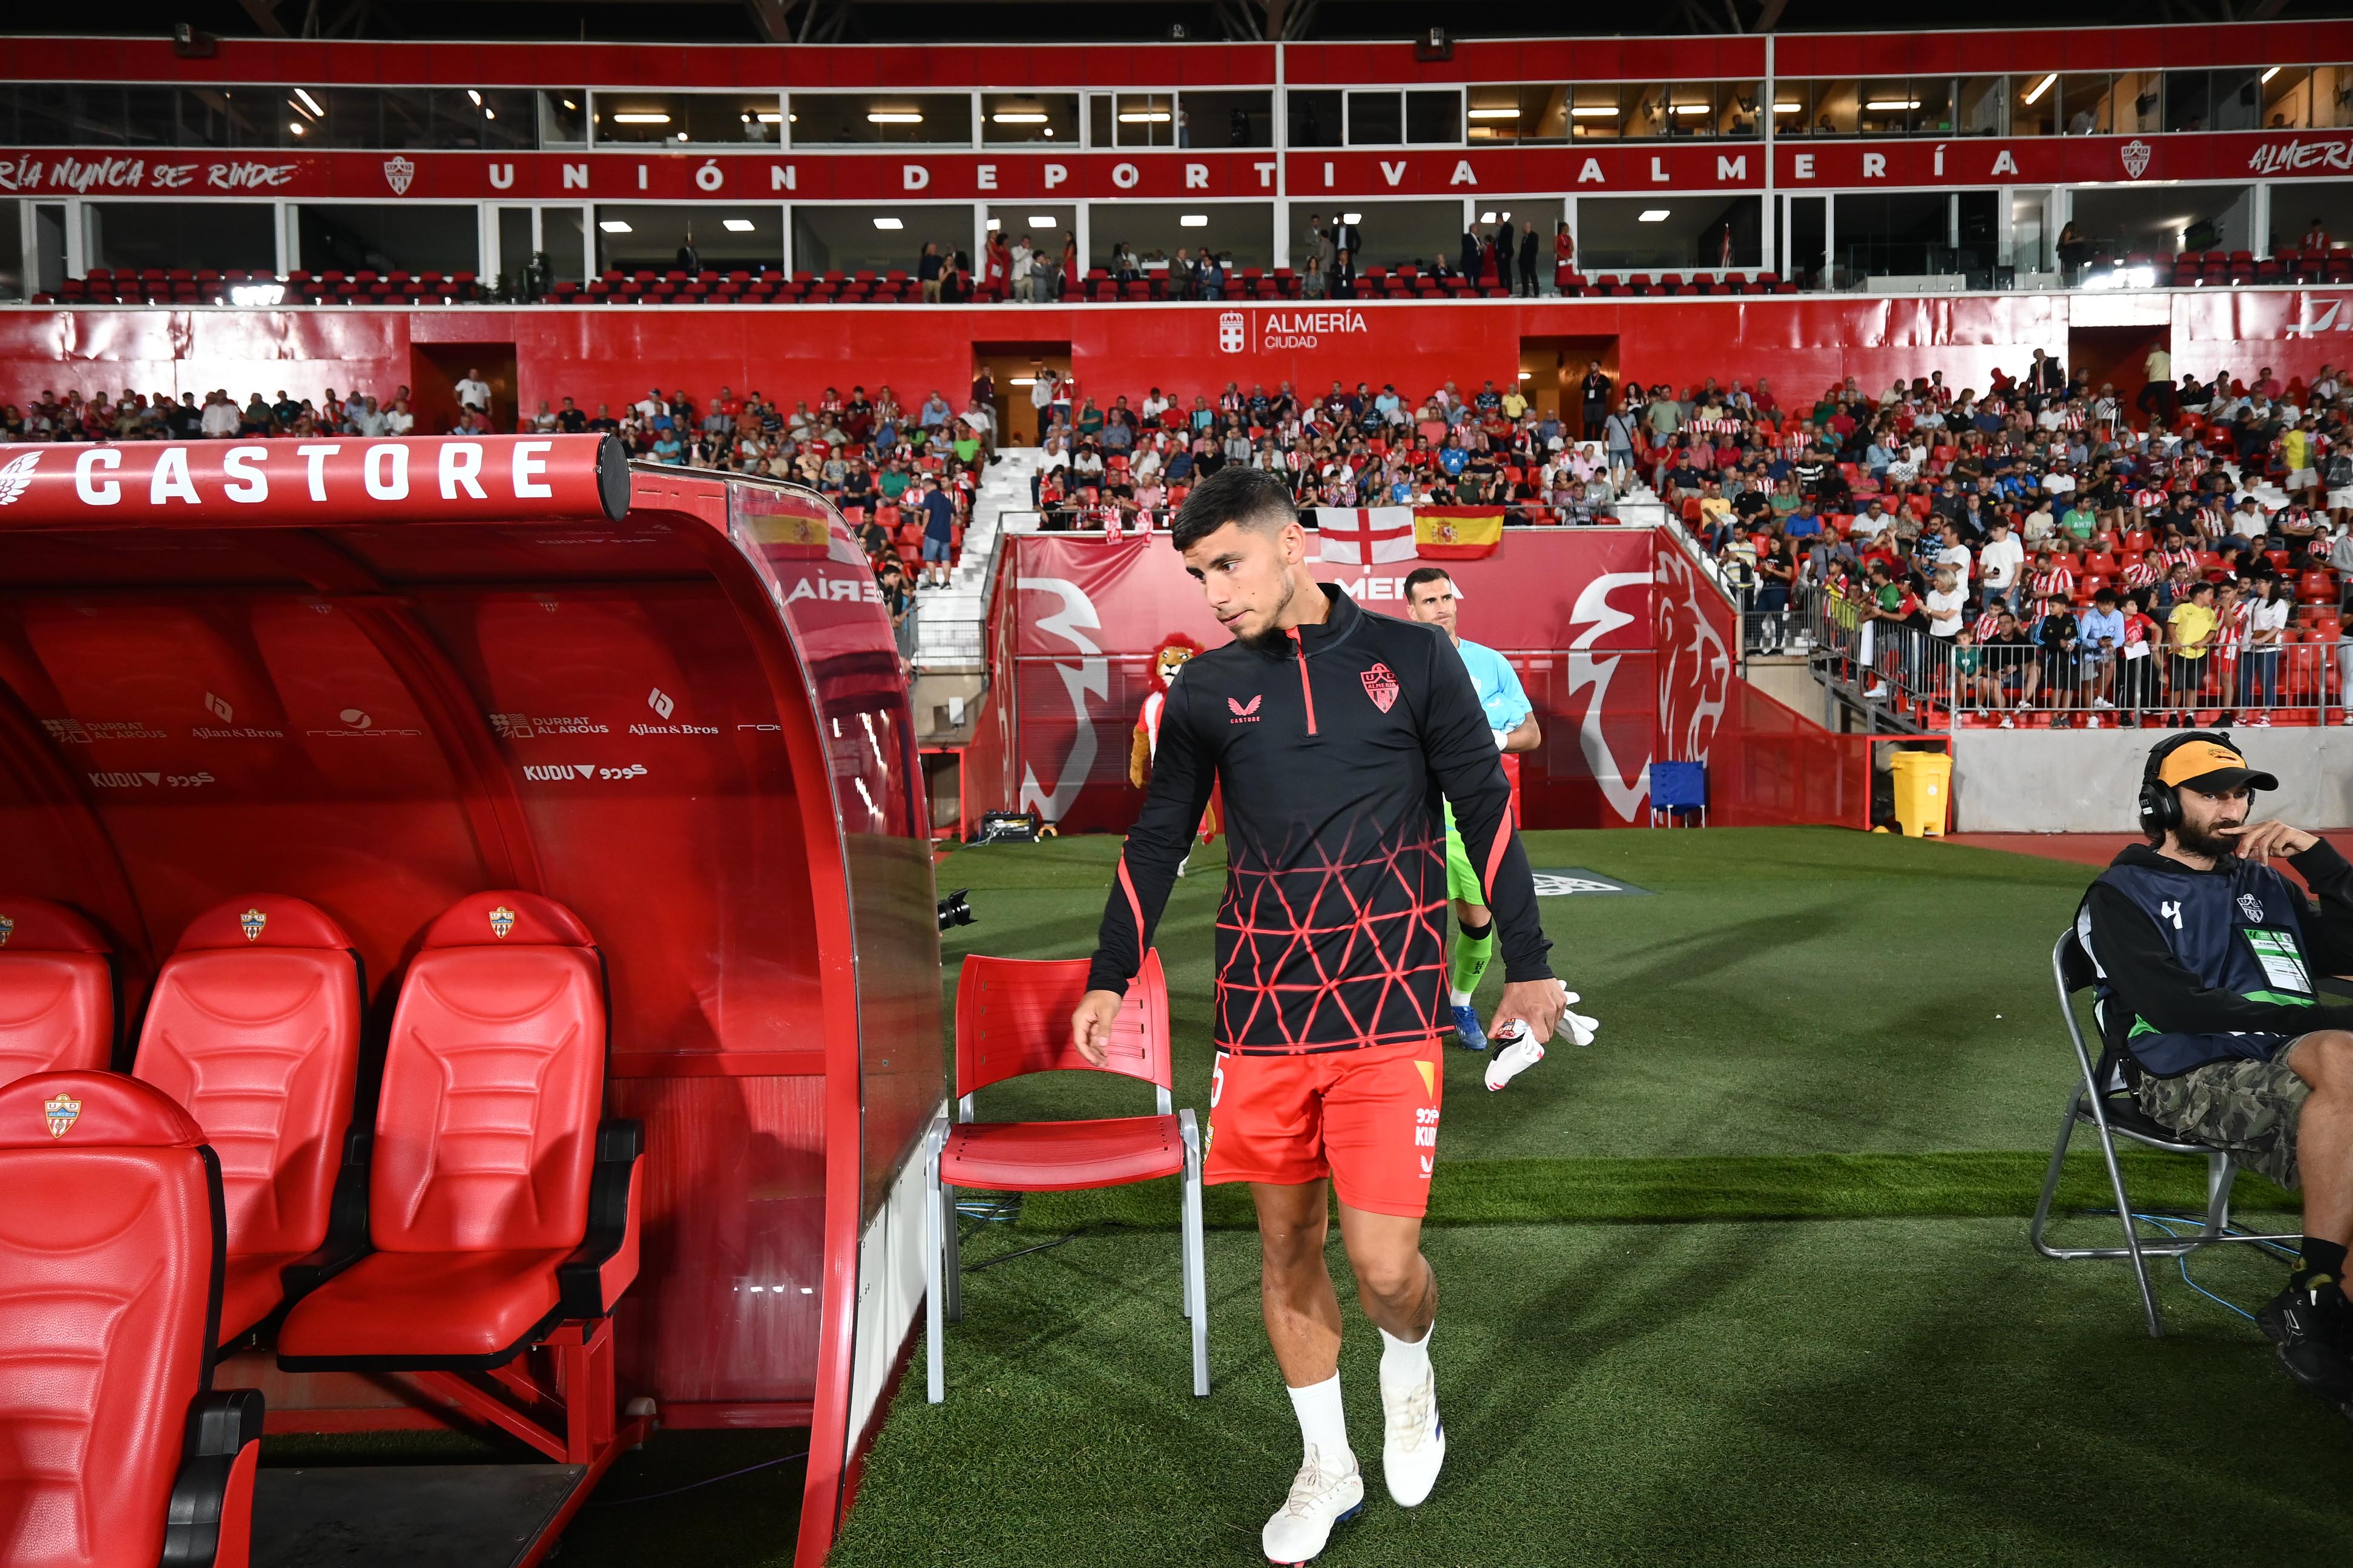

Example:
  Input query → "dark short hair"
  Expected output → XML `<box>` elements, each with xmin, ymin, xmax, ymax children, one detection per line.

<box><xmin>1172</xmin><ymin>466</ymin><xmax>1298</xmax><ymax>551</ymax></box>
<box><xmin>1402</xmin><ymin>566</ymin><xmax>1454</xmax><ymax>599</ymax></box>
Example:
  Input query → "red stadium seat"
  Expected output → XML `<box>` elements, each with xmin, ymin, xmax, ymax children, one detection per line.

<box><xmin>925</xmin><ymin>951</ymin><xmax>1204</xmax><ymax>1402</ymax></box>
<box><xmin>0</xmin><ymin>1069</ymin><xmax>262</xmax><ymax>1568</ymax></box>
<box><xmin>131</xmin><ymin>894</ymin><xmax>366</xmax><ymax>1344</ymax></box>
<box><xmin>0</xmin><ymin>898</ymin><xmax>116</xmax><ymax>1089</ymax></box>
<box><xmin>277</xmin><ymin>890</ymin><xmax>642</xmax><ymax>1368</ymax></box>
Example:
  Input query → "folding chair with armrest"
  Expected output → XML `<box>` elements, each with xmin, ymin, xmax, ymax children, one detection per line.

<box><xmin>2030</xmin><ymin>927</ymin><xmax>2298</xmax><ymax>1337</ymax></box>
<box><xmin>926</xmin><ymin>950</ymin><xmax>1206</xmax><ymax>1402</ymax></box>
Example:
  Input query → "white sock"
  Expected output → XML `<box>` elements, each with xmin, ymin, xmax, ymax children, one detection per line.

<box><xmin>1286</xmin><ymin>1376</ymin><xmax>1352</xmax><ymax>1466</ymax></box>
<box><xmin>1378</xmin><ymin>1322</ymin><xmax>1433</xmax><ymax>1390</ymax></box>
<box><xmin>1448</xmin><ymin>988</ymin><xmax>1473</xmax><ymax>1008</ymax></box>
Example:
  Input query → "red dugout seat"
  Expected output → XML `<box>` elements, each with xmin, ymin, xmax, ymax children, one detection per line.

<box><xmin>131</xmin><ymin>894</ymin><xmax>366</xmax><ymax>1345</ymax></box>
<box><xmin>0</xmin><ymin>1069</ymin><xmax>262</xmax><ymax>1568</ymax></box>
<box><xmin>925</xmin><ymin>950</ymin><xmax>1203</xmax><ymax>1402</ymax></box>
<box><xmin>0</xmin><ymin>899</ymin><xmax>116</xmax><ymax>1089</ymax></box>
<box><xmin>277</xmin><ymin>891</ymin><xmax>642</xmax><ymax>1369</ymax></box>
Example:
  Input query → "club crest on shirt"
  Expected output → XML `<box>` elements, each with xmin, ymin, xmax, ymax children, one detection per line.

<box><xmin>1360</xmin><ymin>663</ymin><xmax>1400</xmax><ymax>713</ymax></box>
<box><xmin>2239</xmin><ymin>892</ymin><xmax>2265</xmax><ymax>922</ymax></box>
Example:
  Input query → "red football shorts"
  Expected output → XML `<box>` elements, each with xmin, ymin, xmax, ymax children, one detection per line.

<box><xmin>1203</xmin><ymin>1034</ymin><xmax>1443</xmax><ymax>1219</ymax></box>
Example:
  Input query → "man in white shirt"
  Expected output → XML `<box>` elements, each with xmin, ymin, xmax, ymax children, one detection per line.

<box><xmin>384</xmin><ymin>398</ymin><xmax>415</xmax><ymax>435</ymax></box>
<box><xmin>1010</xmin><ymin>237</ymin><xmax>1036</xmax><ymax>301</ymax></box>
<box><xmin>199</xmin><ymin>391</ymin><xmax>239</xmax><ymax>439</ymax></box>
<box><xmin>454</xmin><ymin>368</ymin><xmax>493</xmax><ymax>415</ymax></box>
<box><xmin>1934</xmin><ymin>523</ymin><xmax>1973</xmax><ymax>585</ymax></box>
<box><xmin>1978</xmin><ymin>516</ymin><xmax>2025</xmax><ymax>611</ymax></box>
<box><xmin>2043</xmin><ymin>462</ymin><xmax>2077</xmax><ymax>497</ymax></box>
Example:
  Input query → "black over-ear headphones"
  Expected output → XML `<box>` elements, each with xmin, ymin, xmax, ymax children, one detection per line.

<box><xmin>2138</xmin><ymin>729</ymin><xmax>2234</xmax><ymax>839</ymax></box>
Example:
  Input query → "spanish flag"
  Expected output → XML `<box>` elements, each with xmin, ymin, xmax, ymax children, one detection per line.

<box><xmin>1413</xmin><ymin>507</ymin><xmax>1505</xmax><ymax>561</ymax></box>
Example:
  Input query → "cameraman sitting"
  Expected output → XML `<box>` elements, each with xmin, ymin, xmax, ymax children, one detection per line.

<box><xmin>2079</xmin><ymin>735</ymin><xmax>2353</xmax><ymax>1414</ymax></box>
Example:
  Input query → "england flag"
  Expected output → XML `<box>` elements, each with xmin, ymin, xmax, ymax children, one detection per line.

<box><xmin>1313</xmin><ymin>507</ymin><xmax>1416</xmax><ymax>565</ymax></box>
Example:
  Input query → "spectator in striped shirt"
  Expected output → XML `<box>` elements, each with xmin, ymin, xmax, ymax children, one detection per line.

<box><xmin>2121</xmin><ymin>549</ymin><xmax>2165</xmax><ymax>593</ymax></box>
<box><xmin>2027</xmin><ymin>545</ymin><xmax>2076</xmax><ymax>605</ymax></box>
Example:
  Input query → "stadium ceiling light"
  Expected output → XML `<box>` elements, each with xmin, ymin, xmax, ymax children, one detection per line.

<box><xmin>1179</xmin><ymin>214</ymin><xmax>1209</xmax><ymax>226</ymax></box>
<box><xmin>1027</xmin><ymin>214</ymin><xmax>1058</xmax><ymax>226</ymax></box>
<box><xmin>873</xmin><ymin>216</ymin><xmax>905</xmax><ymax>229</ymax></box>
<box><xmin>292</xmin><ymin>88</ymin><xmax>323</xmax><ymax>117</ymax></box>
<box><xmin>1118</xmin><ymin>111</ymin><xmax>1173</xmax><ymax>123</ymax></box>
<box><xmin>561</xmin><ymin>99</ymin><xmax>578</xmax><ymax>110</ymax></box>
<box><xmin>466</xmin><ymin>90</ymin><xmax>483</xmax><ymax>107</ymax></box>
<box><xmin>599</xmin><ymin>220</ymin><xmax>632</xmax><ymax>232</ymax></box>
<box><xmin>1010</xmin><ymin>376</ymin><xmax>1038</xmax><ymax>385</ymax></box>
<box><xmin>611</xmin><ymin>112</ymin><xmax>671</xmax><ymax>124</ymax></box>
<box><xmin>1479</xmin><ymin>210</ymin><xmax>1497</xmax><ymax>221</ymax></box>
<box><xmin>992</xmin><ymin>111</ymin><xmax>1050</xmax><ymax>124</ymax></box>
<box><xmin>288</xmin><ymin>121</ymin><xmax>306</xmax><ymax>135</ymax></box>
<box><xmin>2262</xmin><ymin>66</ymin><xmax>2282</xmax><ymax>84</ymax></box>
<box><xmin>1864</xmin><ymin>99</ymin><xmax>1921</xmax><ymax>111</ymax></box>
<box><xmin>2022</xmin><ymin>73</ymin><xmax>2057</xmax><ymax>105</ymax></box>
<box><xmin>484</xmin><ymin>109</ymin><xmax>496</xmax><ymax>120</ymax></box>
<box><xmin>868</xmin><ymin>111</ymin><xmax>924</xmax><ymax>123</ymax></box>
<box><xmin>1518</xmin><ymin>369</ymin><xmax>1533</xmax><ymax>380</ymax></box>
<box><xmin>1639</xmin><ymin>208</ymin><xmax>1671</xmax><ymax>221</ymax></box>
<box><xmin>1341</xmin><ymin>211</ymin><xmax>1361</xmax><ymax>223</ymax></box>
<box><xmin>1466</xmin><ymin>107</ymin><xmax>1520</xmax><ymax>119</ymax></box>
<box><xmin>722</xmin><ymin>218</ymin><xmax>757</xmax><ymax>232</ymax></box>
<box><xmin>1570</xmin><ymin>106</ymin><xmax>1619</xmax><ymax>117</ymax></box>
<box><xmin>1670</xmin><ymin>103</ymin><xmax>1711</xmax><ymax>115</ymax></box>
<box><xmin>986</xmin><ymin>217</ymin><xmax>1001</xmax><ymax>229</ymax></box>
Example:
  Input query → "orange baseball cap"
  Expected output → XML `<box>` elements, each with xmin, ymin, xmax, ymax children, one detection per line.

<box><xmin>2157</xmin><ymin>738</ymin><xmax>2278</xmax><ymax>795</ymax></box>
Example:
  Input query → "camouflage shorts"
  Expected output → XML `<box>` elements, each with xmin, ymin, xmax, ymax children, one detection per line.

<box><xmin>2133</xmin><ymin>1045</ymin><xmax>2313</xmax><ymax>1189</ymax></box>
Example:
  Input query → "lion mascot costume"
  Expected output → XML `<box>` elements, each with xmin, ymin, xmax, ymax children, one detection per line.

<box><xmin>1131</xmin><ymin>633</ymin><xmax>1220</xmax><ymax>863</ymax></box>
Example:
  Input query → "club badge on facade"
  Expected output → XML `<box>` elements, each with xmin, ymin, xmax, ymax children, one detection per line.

<box><xmin>384</xmin><ymin>157</ymin><xmax>416</xmax><ymax>195</ymax></box>
<box><xmin>44</xmin><ymin>1094</ymin><xmax>82</xmax><ymax>1139</ymax></box>
<box><xmin>239</xmin><ymin>907</ymin><xmax>268</xmax><ymax>942</ymax></box>
<box><xmin>1217</xmin><ymin>311</ymin><xmax>1246</xmax><ymax>354</ymax></box>
<box><xmin>1360</xmin><ymin>663</ymin><xmax>1401</xmax><ymax>713</ymax></box>
<box><xmin>489</xmin><ymin>905</ymin><xmax>518</xmax><ymax>939</ymax></box>
<box><xmin>2120</xmin><ymin>140</ymin><xmax>2151</xmax><ymax>180</ymax></box>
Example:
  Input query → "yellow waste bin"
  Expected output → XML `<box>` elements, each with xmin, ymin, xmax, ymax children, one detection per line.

<box><xmin>1889</xmin><ymin>750</ymin><xmax>1952</xmax><ymax>838</ymax></box>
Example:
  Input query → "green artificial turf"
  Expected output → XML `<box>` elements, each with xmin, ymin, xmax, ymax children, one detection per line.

<box><xmin>829</xmin><ymin>1218</ymin><xmax>2352</xmax><ymax>1568</ymax></box>
<box><xmin>941</xmin><ymin>827</ymin><xmax>2105</xmax><ymax>1163</ymax></box>
<box><xmin>289</xmin><ymin>827</ymin><xmax>2340</xmax><ymax>1568</ymax></box>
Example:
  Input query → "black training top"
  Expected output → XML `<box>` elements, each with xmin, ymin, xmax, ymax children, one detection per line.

<box><xmin>1087</xmin><ymin>583</ymin><xmax>1552</xmax><ymax>1054</ymax></box>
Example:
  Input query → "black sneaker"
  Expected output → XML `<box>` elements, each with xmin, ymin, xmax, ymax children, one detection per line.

<box><xmin>2258</xmin><ymin>1274</ymin><xmax>2353</xmax><ymax>1409</ymax></box>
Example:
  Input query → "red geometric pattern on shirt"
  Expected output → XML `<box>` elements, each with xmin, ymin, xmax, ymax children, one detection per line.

<box><xmin>1211</xmin><ymin>817</ymin><xmax>1449</xmax><ymax>1051</ymax></box>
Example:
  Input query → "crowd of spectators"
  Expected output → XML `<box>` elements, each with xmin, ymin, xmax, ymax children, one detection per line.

<box><xmin>1018</xmin><ymin>367</ymin><xmax>1622</xmax><ymax>531</ymax></box>
<box><xmin>1650</xmin><ymin>354</ymin><xmax>2353</xmax><ymax>726</ymax></box>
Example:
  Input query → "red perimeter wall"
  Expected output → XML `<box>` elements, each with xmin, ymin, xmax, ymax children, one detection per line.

<box><xmin>998</xmin><ymin>526</ymin><xmax>1857</xmax><ymax>833</ymax></box>
<box><xmin>3</xmin><ymin>290</ymin><xmax>2348</xmax><ymax>416</ymax></box>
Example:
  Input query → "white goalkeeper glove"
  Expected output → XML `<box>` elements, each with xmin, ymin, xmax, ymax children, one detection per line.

<box><xmin>1484</xmin><ymin>983</ymin><xmax>1599</xmax><ymax>1092</ymax></box>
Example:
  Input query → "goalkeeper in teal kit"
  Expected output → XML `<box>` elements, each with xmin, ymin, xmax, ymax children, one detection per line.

<box><xmin>1402</xmin><ymin>567</ymin><xmax>1541</xmax><ymax>1056</ymax></box>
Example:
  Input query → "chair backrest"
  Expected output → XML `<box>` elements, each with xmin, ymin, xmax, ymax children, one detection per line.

<box><xmin>954</xmin><ymin>950</ymin><xmax>1171</xmax><ymax>1099</ymax></box>
<box><xmin>372</xmin><ymin>891</ymin><xmax>605</xmax><ymax>1253</ymax></box>
<box><xmin>0</xmin><ymin>1069</ymin><xmax>220</xmax><ymax>1568</ymax></box>
<box><xmin>2051</xmin><ymin>925</ymin><xmax>2114</xmax><ymax>1092</ymax></box>
<box><xmin>132</xmin><ymin>895</ymin><xmax>363</xmax><ymax>1260</ymax></box>
<box><xmin>0</xmin><ymin>898</ymin><xmax>116</xmax><ymax>1089</ymax></box>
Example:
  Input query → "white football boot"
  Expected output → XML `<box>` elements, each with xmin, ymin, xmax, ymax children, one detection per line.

<box><xmin>1379</xmin><ymin>1359</ymin><xmax>1446</xmax><ymax>1507</ymax></box>
<box><xmin>1262</xmin><ymin>1446</ymin><xmax>1366</xmax><ymax>1566</ymax></box>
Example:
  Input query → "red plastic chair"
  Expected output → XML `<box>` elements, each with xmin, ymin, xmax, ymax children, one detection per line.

<box><xmin>0</xmin><ymin>1069</ymin><xmax>262</xmax><ymax>1568</ymax></box>
<box><xmin>132</xmin><ymin>894</ymin><xmax>366</xmax><ymax>1345</ymax></box>
<box><xmin>925</xmin><ymin>950</ymin><xmax>1203</xmax><ymax>1402</ymax></box>
<box><xmin>0</xmin><ymin>898</ymin><xmax>116</xmax><ymax>1089</ymax></box>
<box><xmin>278</xmin><ymin>892</ymin><xmax>643</xmax><ymax>1374</ymax></box>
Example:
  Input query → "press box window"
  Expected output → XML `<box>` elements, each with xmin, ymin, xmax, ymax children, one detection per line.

<box><xmin>786</xmin><ymin>94</ymin><xmax>972</xmax><ymax>146</ymax></box>
<box><xmin>595</xmin><ymin>93</ymin><xmax>786</xmax><ymax>146</ymax></box>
